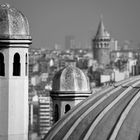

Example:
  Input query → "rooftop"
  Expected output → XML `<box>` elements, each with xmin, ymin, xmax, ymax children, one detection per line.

<box><xmin>44</xmin><ymin>76</ymin><xmax>140</xmax><ymax>140</ymax></box>
<box><xmin>95</xmin><ymin>16</ymin><xmax>110</xmax><ymax>39</ymax></box>
<box><xmin>51</xmin><ymin>65</ymin><xmax>91</xmax><ymax>94</ymax></box>
<box><xmin>0</xmin><ymin>3</ymin><xmax>31</xmax><ymax>40</ymax></box>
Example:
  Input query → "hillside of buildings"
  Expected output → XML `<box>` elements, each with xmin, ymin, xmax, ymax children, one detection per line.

<box><xmin>28</xmin><ymin>44</ymin><xmax>140</xmax><ymax>139</ymax></box>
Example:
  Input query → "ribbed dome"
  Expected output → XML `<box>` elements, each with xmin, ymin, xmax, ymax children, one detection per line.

<box><xmin>44</xmin><ymin>76</ymin><xmax>140</xmax><ymax>140</ymax></box>
<box><xmin>52</xmin><ymin>65</ymin><xmax>90</xmax><ymax>93</ymax></box>
<box><xmin>0</xmin><ymin>3</ymin><xmax>31</xmax><ymax>39</ymax></box>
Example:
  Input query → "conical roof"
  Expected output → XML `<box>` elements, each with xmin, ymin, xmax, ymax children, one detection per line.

<box><xmin>44</xmin><ymin>76</ymin><xmax>140</xmax><ymax>140</ymax></box>
<box><xmin>95</xmin><ymin>16</ymin><xmax>110</xmax><ymax>39</ymax></box>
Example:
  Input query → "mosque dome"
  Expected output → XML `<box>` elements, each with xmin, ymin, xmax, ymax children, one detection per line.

<box><xmin>51</xmin><ymin>65</ymin><xmax>91</xmax><ymax>93</ymax></box>
<box><xmin>44</xmin><ymin>76</ymin><xmax>140</xmax><ymax>140</ymax></box>
<box><xmin>0</xmin><ymin>3</ymin><xmax>31</xmax><ymax>39</ymax></box>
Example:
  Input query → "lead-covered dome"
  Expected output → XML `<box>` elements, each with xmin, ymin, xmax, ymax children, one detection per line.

<box><xmin>0</xmin><ymin>3</ymin><xmax>31</xmax><ymax>39</ymax></box>
<box><xmin>44</xmin><ymin>76</ymin><xmax>140</xmax><ymax>140</ymax></box>
<box><xmin>52</xmin><ymin>65</ymin><xmax>90</xmax><ymax>93</ymax></box>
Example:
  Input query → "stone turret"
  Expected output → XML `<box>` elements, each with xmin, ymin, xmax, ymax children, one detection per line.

<box><xmin>51</xmin><ymin>65</ymin><xmax>91</xmax><ymax>123</ymax></box>
<box><xmin>92</xmin><ymin>16</ymin><xmax>111</xmax><ymax>66</ymax></box>
<box><xmin>0</xmin><ymin>3</ymin><xmax>32</xmax><ymax>140</ymax></box>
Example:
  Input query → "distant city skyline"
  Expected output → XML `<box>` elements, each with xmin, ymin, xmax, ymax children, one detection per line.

<box><xmin>1</xmin><ymin>0</ymin><xmax>140</xmax><ymax>49</ymax></box>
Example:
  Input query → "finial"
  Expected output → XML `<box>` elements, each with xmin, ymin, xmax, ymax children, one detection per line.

<box><xmin>100</xmin><ymin>14</ymin><xmax>103</xmax><ymax>21</ymax></box>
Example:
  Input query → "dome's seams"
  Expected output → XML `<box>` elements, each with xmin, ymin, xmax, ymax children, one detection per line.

<box><xmin>44</xmin><ymin>76</ymin><xmax>140</xmax><ymax>140</ymax></box>
<box><xmin>0</xmin><ymin>4</ymin><xmax>31</xmax><ymax>40</ymax></box>
<box><xmin>52</xmin><ymin>65</ymin><xmax>90</xmax><ymax>93</ymax></box>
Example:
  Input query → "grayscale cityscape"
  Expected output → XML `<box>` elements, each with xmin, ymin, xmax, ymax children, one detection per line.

<box><xmin>0</xmin><ymin>0</ymin><xmax>140</xmax><ymax>140</ymax></box>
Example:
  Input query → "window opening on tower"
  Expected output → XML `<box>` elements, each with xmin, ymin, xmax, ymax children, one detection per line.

<box><xmin>0</xmin><ymin>53</ymin><xmax>5</xmax><ymax>76</ymax></box>
<box><xmin>13</xmin><ymin>53</ymin><xmax>21</xmax><ymax>76</ymax></box>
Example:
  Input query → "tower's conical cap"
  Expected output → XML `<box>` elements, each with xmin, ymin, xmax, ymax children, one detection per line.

<box><xmin>95</xmin><ymin>15</ymin><xmax>110</xmax><ymax>39</ymax></box>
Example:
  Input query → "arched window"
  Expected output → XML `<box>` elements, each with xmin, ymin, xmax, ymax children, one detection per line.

<box><xmin>65</xmin><ymin>104</ymin><xmax>71</xmax><ymax>114</ymax></box>
<box><xmin>100</xmin><ymin>43</ymin><xmax>103</xmax><ymax>48</ymax></box>
<box><xmin>54</xmin><ymin>104</ymin><xmax>59</xmax><ymax>122</ymax></box>
<box><xmin>13</xmin><ymin>53</ymin><xmax>20</xmax><ymax>76</ymax></box>
<box><xmin>0</xmin><ymin>53</ymin><xmax>5</xmax><ymax>76</ymax></box>
<box><xmin>25</xmin><ymin>54</ymin><xmax>28</xmax><ymax>76</ymax></box>
<box><xmin>138</xmin><ymin>133</ymin><xmax>140</xmax><ymax>140</ymax></box>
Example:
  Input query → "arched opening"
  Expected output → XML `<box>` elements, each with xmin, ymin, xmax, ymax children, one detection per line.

<box><xmin>0</xmin><ymin>53</ymin><xmax>5</xmax><ymax>76</ymax></box>
<box><xmin>100</xmin><ymin>43</ymin><xmax>103</xmax><ymax>48</ymax></box>
<box><xmin>138</xmin><ymin>133</ymin><xmax>140</xmax><ymax>140</ymax></box>
<box><xmin>25</xmin><ymin>53</ymin><xmax>28</xmax><ymax>76</ymax></box>
<box><xmin>13</xmin><ymin>53</ymin><xmax>21</xmax><ymax>76</ymax></box>
<box><xmin>54</xmin><ymin>104</ymin><xmax>59</xmax><ymax>122</ymax></box>
<box><xmin>65</xmin><ymin>104</ymin><xmax>71</xmax><ymax>114</ymax></box>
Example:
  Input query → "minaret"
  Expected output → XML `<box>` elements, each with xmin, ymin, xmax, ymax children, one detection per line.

<box><xmin>0</xmin><ymin>4</ymin><xmax>32</xmax><ymax>140</ymax></box>
<box><xmin>92</xmin><ymin>16</ymin><xmax>111</xmax><ymax>66</ymax></box>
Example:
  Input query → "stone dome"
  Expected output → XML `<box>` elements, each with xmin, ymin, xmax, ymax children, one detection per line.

<box><xmin>0</xmin><ymin>3</ymin><xmax>31</xmax><ymax>39</ymax></box>
<box><xmin>44</xmin><ymin>76</ymin><xmax>140</xmax><ymax>140</ymax></box>
<box><xmin>52</xmin><ymin>65</ymin><xmax>90</xmax><ymax>93</ymax></box>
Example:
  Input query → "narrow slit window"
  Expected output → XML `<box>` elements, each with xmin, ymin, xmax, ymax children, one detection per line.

<box><xmin>54</xmin><ymin>104</ymin><xmax>59</xmax><ymax>122</ymax></box>
<box><xmin>25</xmin><ymin>54</ymin><xmax>28</xmax><ymax>76</ymax></box>
<box><xmin>13</xmin><ymin>53</ymin><xmax>21</xmax><ymax>76</ymax></box>
<box><xmin>65</xmin><ymin>104</ymin><xmax>71</xmax><ymax>113</ymax></box>
<box><xmin>0</xmin><ymin>53</ymin><xmax>5</xmax><ymax>76</ymax></box>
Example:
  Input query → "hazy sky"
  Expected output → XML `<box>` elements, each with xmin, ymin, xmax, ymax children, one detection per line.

<box><xmin>1</xmin><ymin>0</ymin><xmax>140</xmax><ymax>49</ymax></box>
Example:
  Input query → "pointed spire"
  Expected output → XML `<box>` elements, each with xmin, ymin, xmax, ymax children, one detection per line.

<box><xmin>100</xmin><ymin>14</ymin><xmax>103</xmax><ymax>22</ymax></box>
<box><xmin>95</xmin><ymin>15</ymin><xmax>106</xmax><ymax>38</ymax></box>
